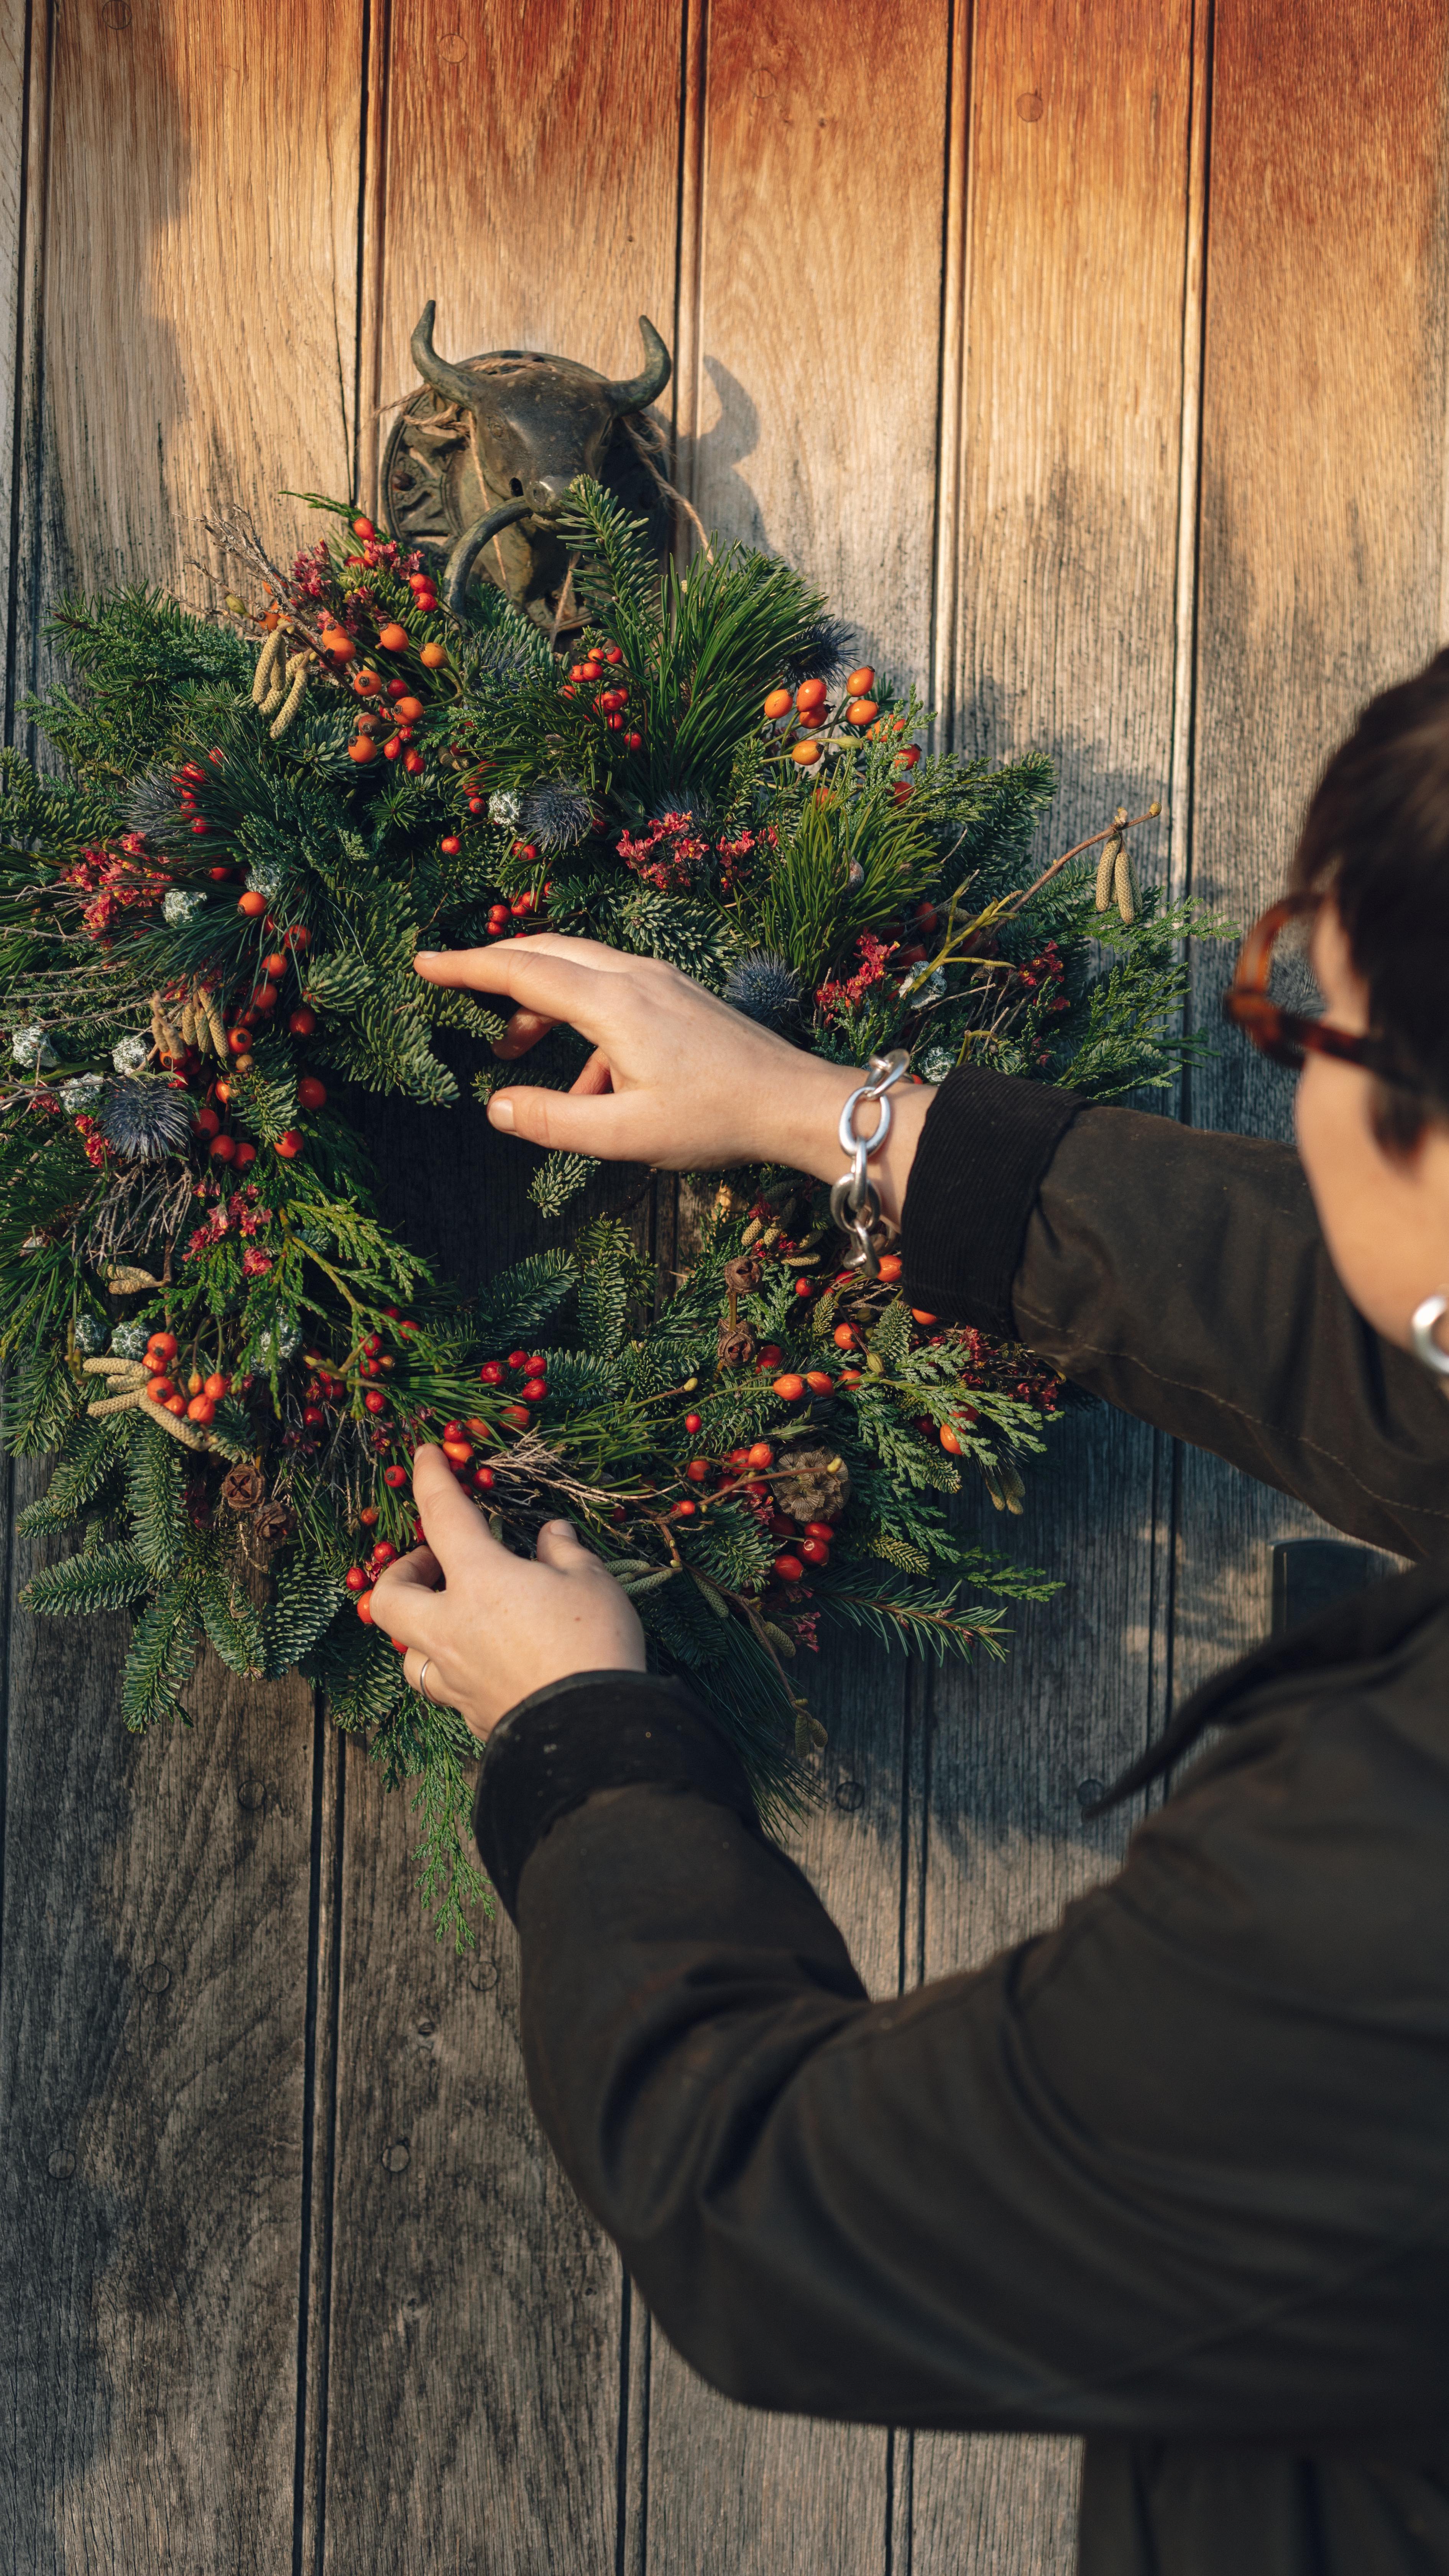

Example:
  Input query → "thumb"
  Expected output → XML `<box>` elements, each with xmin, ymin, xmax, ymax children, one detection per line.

<box><xmin>486</xmin><ymin>1084</ymin><xmax>660</xmax><ymax>1157</ymax></box>
<box><xmin>534</xmin><ymin>1517</ymin><xmax>593</xmax><ymax>1569</ymax></box>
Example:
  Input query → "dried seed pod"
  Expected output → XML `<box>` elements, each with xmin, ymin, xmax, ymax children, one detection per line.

<box><xmin>722</xmin><ymin>1255</ymin><xmax>763</xmax><ymax>1297</ymax></box>
<box><xmin>716</xmin><ymin>1319</ymin><xmax>757</xmax><ymax>1369</ymax></box>
<box><xmin>106</xmin><ymin>1263</ymin><xmax>163</xmax><ymax>1292</ymax></box>
<box><xmin>1113</xmin><ymin>843</ymin><xmax>1137</xmax><ymax>925</ymax></box>
<box><xmin>221</xmin><ymin>1461</ymin><xmax>266</xmax><ymax>1513</ymax></box>
<box><xmin>772</xmin><ymin>1444</ymin><xmax>851</xmax><ymax>1521</ymax></box>
<box><xmin>253</xmin><ymin>1498</ymin><xmax>296</xmax><ymax>1548</ymax></box>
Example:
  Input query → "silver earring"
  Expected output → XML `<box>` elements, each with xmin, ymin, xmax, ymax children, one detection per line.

<box><xmin>1411</xmin><ymin>1291</ymin><xmax>1449</xmax><ymax>1377</ymax></box>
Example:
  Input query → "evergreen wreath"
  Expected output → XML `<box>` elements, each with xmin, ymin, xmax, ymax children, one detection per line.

<box><xmin>0</xmin><ymin>485</ymin><xmax>1224</xmax><ymax>1941</ymax></box>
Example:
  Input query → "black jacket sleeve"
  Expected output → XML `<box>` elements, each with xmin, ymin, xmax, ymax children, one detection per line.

<box><xmin>483</xmin><ymin>1587</ymin><xmax>1449</xmax><ymax>2445</ymax></box>
<box><xmin>902</xmin><ymin>1067</ymin><xmax>1449</xmax><ymax>1562</ymax></box>
<box><xmin>470</xmin><ymin>1076</ymin><xmax>1449</xmax><ymax>2446</ymax></box>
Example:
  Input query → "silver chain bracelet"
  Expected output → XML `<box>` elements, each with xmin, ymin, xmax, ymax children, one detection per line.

<box><xmin>829</xmin><ymin>1048</ymin><xmax>912</xmax><ymax>1280</ymax></box>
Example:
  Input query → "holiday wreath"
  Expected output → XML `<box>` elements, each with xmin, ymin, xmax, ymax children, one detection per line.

<box><xmin>0</xmin><ymin>483</ymin><xmax>1219</xmax><ymax>1938</ymax></box>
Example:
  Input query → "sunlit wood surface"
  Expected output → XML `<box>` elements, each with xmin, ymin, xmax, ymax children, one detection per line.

<box><xmin>1</xmin><ymin>3</ymin><xmax>1443</xmax><ymax>2567</ymax></box>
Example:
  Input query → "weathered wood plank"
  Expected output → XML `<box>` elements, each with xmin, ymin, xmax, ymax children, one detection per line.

<box><xmin>682</xmin><ymin>1</ymin><xmax>951</xmax><ymax>684</ymax></box>
<box><xmin>639</xmin><ymin>9</ymin><xmax>952</xmax><ymax>2568</ymax></box>
<box><xmin>0</xmin><ymin>9</ymin><xmax>365</xmax><ymax>2569</ymax></box>
<box><xmin>0</xmin><ymin>0</ymin><xmax>34</xmax><ymax>731</ymax></box>
<box><xmin>321</xmin><ymin>11</ymin><xmax>686</xmax><ymax>2569</ymax></box>
<box><xmin>1177</xmin><ymin>0</ymin><xmax>1449</xmax><ymax>1698</ymax></box>
<box><xmin>915</xmin><ymin>5</ymin><xmax>1199</xmax><ymax>2563</ymax></box>
<box><xmin>35</xmin><ymin>0</ymin><xmax>363</xmax><ymax>605</ymax></box>
<box><xmin>0</xmin><ymin>1466</ymin><xmax>315</xmax><ymax>2574</ymax></box>
<box><xmin>367</xmin><ymin>0</ymin><xmax>683</xmax><ymax>508</ymax></box>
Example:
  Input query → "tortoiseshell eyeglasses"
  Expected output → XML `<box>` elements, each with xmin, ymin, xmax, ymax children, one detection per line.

<box><xmin>1222</xmin><ymin>890</ymin><xmax>1419</xmax><ymax>1089</ymax></box>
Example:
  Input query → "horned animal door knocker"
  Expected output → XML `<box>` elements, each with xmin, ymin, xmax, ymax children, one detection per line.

<box><xmin>382</xmin><ymin>303</ymin><xmax>675</xmax><ymax>638</ymax></box>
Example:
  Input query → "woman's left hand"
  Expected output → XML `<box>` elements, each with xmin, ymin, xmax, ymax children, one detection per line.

<box><xmin>369</xmin><ymin>1447</ymin><xmax>646</xmax><ymax>1741</ymax></box>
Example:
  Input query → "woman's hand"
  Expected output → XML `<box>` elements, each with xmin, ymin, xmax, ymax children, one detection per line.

<box><xmin>413</xmin><ymin>935</ymin><xmax>935</xmax><ymax>1229</ymax></box>
<box><xmin>369</xmin><ymin>1448</ymin><xmax>646</xmax><ymax>1741</ymax></box>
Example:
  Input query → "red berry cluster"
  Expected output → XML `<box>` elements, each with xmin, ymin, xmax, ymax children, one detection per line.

<box><xmin>136</xmin><ymin>1329</ymin><xmax>235</xmax><ymax>1427</ymax></box>
<box><xmin>560</xmin><ymin>644</ymin><xmax>642</xmax><ymax>751</ymax></box>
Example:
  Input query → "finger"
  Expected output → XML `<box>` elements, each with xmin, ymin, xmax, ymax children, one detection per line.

<box><xmin>410</xmin><ymin>1445</ymin><xmax>505</xmax><ymax>1568</ymax></box>
<box><xmin>569</xmin><ymin>1047</ymin><xmax>614</xmax><ymax>1097</ymax></box>
<box><xmin>381</xmin><ymin>1542</ymin><xmax>443</xmax><ymax>1593</ymax></box>
<box><xmin>486</xmin><ymin>1080</ymin><xmax>677</xmax><ymax>1157</ymax></box>
<box><xmin>493</xmin><ymin>1007</ymin><xmax>561</xmax><ymax>1062</ymax></box>
<box><xmin>416</xmin><ymin>933</ymin><xmax>646</xmax><ymax>984</ymax></box>
<box><xmin>402</xmin><ymin>1646</ymin><xmax>457</xmax><ymax>1709</ymax></box>
<box><xmin>413</xmin><ymin>943</ymin><xmax>646</xmax><ymax>1036</ymax></box>
<box><xmin>534</xmin><ymin>1516</ymin><xmax>593</xmax><ymax>1570</ymax></box>
<box><xmin>370</xmin><ymin>1560</ymin><xmax>445</xmax><ymax>1652</ymax></box>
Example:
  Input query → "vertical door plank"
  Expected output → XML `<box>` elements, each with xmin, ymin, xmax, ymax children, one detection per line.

<box><xmin>0</xmin><ymin>1471</ymin><xmax>315</xmax><ymax>2574</ymax></box>
<box><xmin>1177</xmin><ymin>0</ymin><xmax>1449</xmax><ymax>1699</ymax></box>
<box><xmin>685</xmin><ymin>1</ymin><xmax>951</xmax><ymax>680</ymax></box>
<box><xmin>0</xmin><ymin>0</ymin><xmax>33</xmax><ymax>729</ymax></box>
<box><xmin>321</xmin><ymin>12</ymin><xmax>685</xmax><ymax>2571</ymax></box>
<box><xmin>0</xmin><ymin>8</ymin><xmax>364</xmax><ymax>2569</ymax></box>
<box><xmin>36</xmin><ymin>0</ymin><xmax>364</xmax><ymax>607</ymax></box>
<box><xmin>367</xmin><ymin>0</ymin><xmax>683</xmax><ymax>505</ymax></box>
<box><xmin>641</xmin><ymin>12</ymin><xmax>951</xmax><ymax>2571</ymax></box>
<box><xmin>915</xmin><ymin>7</ymin><xmax>1198</xmax><ymax>2568</ymax></box>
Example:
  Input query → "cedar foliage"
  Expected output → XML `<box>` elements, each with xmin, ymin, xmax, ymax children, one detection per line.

<box><xmin>0</xmin><ymin>489</ymin><xmax>1229</xmax><ymax>1941</ymax></box>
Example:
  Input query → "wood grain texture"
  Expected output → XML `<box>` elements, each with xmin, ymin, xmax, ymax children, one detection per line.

<box><xmin>685</xmin><ymin>1</ymin><xmax>952</xmax><ymax>682</ymax></box>
<box><xmin>633</xmin><ymin>15</ymin><xmax>952</xmax><ymax>2560</ymax></box>
<box><xmin>916</xmin><ymin>7</ymin><xmax>1198</xmax><ymax>2563</ymax></box>
<box><xmin>320</xmin><ymin>1748</ymin><xmax>624</xmax><ymax>2576</ymax></box>
<box><xmin>0</xmin><ymin>1466</ymin><xmax>316</xmax><ymax>2574</ymax></box>
<box><xmin>1174</xmin><ymin>0</ymin><xmax>1449</xmax><ymax>1701</ymax></box>
<box><xmin>323</xmin><ymin>13</ymin><xmax>687</xmax><ymax>2566</ymax></box>
<box><xmin>0</xmin><ymin>0</ymin><xmax>34</xmax><ymax>730</ymax></box>
<box><xmin>36</xmin><ymin>0</ymin><xmax>364</xmax><ymax>605</ymax></box>
<box><xmin>369</xmin><ymin>0</ymin><xmax>683</xmax><ymax>506</ymax></box>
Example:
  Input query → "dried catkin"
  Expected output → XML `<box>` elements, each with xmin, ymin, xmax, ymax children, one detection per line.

<box><xmin>149</xmin><ymin>996</ymin><xmax>179</xmax><ymax>1060</ymax></box>
<box><xmin>1094</xmin><ymin>835</ymin><xmax>1122</xmax><ymax>912</ymax></box>
<box><xmin>250</xmin><ymin>625</ymin><xmax>286</xmax><ymax>707</ymax></box>
<box><xmin>201</xmin><ymin>986</ymin><xmax>228</xmax><ymax>1056</ymax></box>
<box><xmin>269</xmin><ymin>652</ymin><xmax>310</xmax><ymax>740</ymax></box>
<box><xmin>179</xmin><ymin>997</ymin><xmax>197</xmax><ymax>1047</ymax></box>
<box><xmin>1113</xmin><ymin>843</ymin><xmax>1138</xmax><ymax>925</ymax></box>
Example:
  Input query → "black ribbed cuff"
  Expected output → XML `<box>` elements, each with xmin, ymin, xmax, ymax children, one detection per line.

<box><xmin>473</xmin><ymin>1671</ymin><xmax>758</xmax><ymax>1919</ymax></box>
<box><xmin>900</xmin><ymin>1067</ymin><xmax>1086</xmax><ymax>1334</ymax></box>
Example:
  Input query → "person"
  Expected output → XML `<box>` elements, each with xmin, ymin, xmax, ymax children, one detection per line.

<box><xmin>373</xmin><ymin>657</ymin><xmax>1449</xmax><ymax>2576</ymax></box>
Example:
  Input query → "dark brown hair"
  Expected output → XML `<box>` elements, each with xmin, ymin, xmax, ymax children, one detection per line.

<box><xmin>1291</xmin><ymin>650</ymin><xmax>1449</xmax><ymax>1148</ymax></box>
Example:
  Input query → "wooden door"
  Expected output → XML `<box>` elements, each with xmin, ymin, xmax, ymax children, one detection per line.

<box><xmin>2</xmin><ymin>4</ymin><xmax>1444</xmax><ymax>2568</ymax></box>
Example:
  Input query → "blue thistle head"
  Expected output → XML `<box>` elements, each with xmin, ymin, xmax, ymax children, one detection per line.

<box><xmin>724</xmin><ymin>950</ymin><xmax>801</xmax><ymax>1034</ymax></box>
<box><xmin>100</xmin><ymin>1078</ymin><xmax>192</xmax><ymax>1162</ymax></box>
<box><xmin>519</xmin><ymin>779</ymin><xmax>595</xmax><ymax>854</ymax></box>
<box><xmin>779</xmin><ymin>618</ymin><xmax>857</xmax><ymax>691</ymax></box>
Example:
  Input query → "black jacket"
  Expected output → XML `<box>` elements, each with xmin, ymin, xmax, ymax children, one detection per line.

<box><xmin>473</xmin><ymin>1071</ymin><xmax>1449</xmax><ymax>2576</ymax></box>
